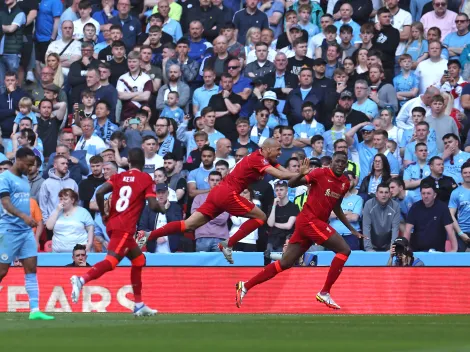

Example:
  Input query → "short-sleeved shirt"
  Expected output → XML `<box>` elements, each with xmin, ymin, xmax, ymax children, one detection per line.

<box><xmin>442</xmin><ymin>151</ymin><xmax>470</xmax><ymax>184</ymax></box>
<box><xmin>187</xmin><ymin>166</ymin><xmax>214</xmax><ymax>190</ymax></box>
<box><xmin>330</xmin><ymin>194</ymin><xmax>363</xmax><ymax>234</ymax></box>
<box><xmin>406</xmin><ymin>199</ymin><xmax>453</xmax><ymax>252</ymax></box>
<box><xmin>404</xmin><ymin>140</ymin><xmax>438</xmax><ymax>163</ymax></box>
<box><xmin>116</xmin><ymin>71</ymin><xmax>153</xmax><ymax>121</ymax></box>
<box><xmin>403</xmin><ymin>162</ymin><xmax>431</xmax><ymax>201</ymax></box>
<box><xmin>232</xmin><ymin>9</ymin><xmax>269</xmax><ymax>45</ymax></box>
<box><xmin>221</xmin><ymin>149</ymin><xmax>279</xmax><ymax>194</ymax></box>
<box><xmin>449</xmin><ymin>185</ymin><xmax>470</xmax><ymax>232</ymax></box>
<box><xmin>0</xmin><ymin>170</ymin><xmax>31</xmax><ymax>232</ymax></box>
<box><xmin>302</xmin><ymin>167</ymin><xmax>349</xmax><ymax>222</ymax></box>
<box><xmin>107</xmin><ymin>169</ymin><xmax>156</xmax><ymax>234</ymax></box>
<box><xmin>35</xmin><ymin>0</ymin><xmax>63</xmax><ymax>42</ymax></box>
<box><xmin>52</xmin><ymin>207</ymin><xmax>94</xmax><ymax>252</ymax></box>
<box><xmin>404</xmin><ymin>39</ymin><xmax>428</xmax><ymax>62</ymax></box>
<box><xmin>268</xmin><ymin>201</ymin><xmax>299</xmax><ymax>247</ymax></box>
<box><xmin>352</xmin><ymin>99</ymin><xmax>379</xmax><ymax>119</ymax></box>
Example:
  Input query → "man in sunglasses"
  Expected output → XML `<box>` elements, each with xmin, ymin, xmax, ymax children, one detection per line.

<box><xmin>421</xmin><ymin>0</ymin><xmax>457</xmax><ymax>40</ymax></box>
<box><xmin>65</xmin><ymin>244</ymin><xmax>91</xmax><ymax>267</ymax></box>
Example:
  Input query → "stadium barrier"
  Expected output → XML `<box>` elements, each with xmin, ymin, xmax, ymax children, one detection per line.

<box><xmin>36</xmin><ymin>252</ymin><xmax>470</xmax><ymax>266</ymax></box>
<box><xmin>1</xmin><ymin>267</ymin><xmax>470</xmax><ymax>314</ymax></box>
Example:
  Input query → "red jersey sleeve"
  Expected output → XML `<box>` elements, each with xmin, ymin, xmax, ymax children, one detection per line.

<box><xmin>250</xmin><ymin>153</ymin><xmax>272</xmax><ymax>174</ymax></box>
<box><xmin>304</xmin><ymin>168</ymin><xmax>323</xmax><ymax>184</ymax></box>
<box><xmin>107</xmin><ymin>173</ymin><xmax>118</xmax><ymax>187</ymax></box>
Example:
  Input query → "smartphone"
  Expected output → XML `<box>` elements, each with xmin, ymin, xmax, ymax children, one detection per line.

<box><xmin>78</xmin><ymin>104</ymin><xmax>85</xmax><ymax>111</ymax></box>
<box><xmin>444</xmin><ymin>70</ymin><xmax>449</xmax><ymax>76</ymax></box>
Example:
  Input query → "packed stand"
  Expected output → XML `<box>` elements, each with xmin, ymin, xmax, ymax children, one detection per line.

<box><xmin>2</xmin><ymin>0</ymin><xmax>470</xmax><ymax>258</ymax></box>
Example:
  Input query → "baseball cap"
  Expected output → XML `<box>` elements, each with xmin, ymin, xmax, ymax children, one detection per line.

<box><xmin>313</xmin><ymin>58</ymin><xmax>327</xmax><ymax>66</ymax></box>
<box><xmin>361</xmin><ymin>124</ymin><xmax>375</xmax><ymax>132</ymax></box>
<box><xmin>289</xmin><ymin>24</ymin><xmax>301</xmax><ymax>31</ymax></box>
<box><xmin>43</xmin><ymin>84</ymin><xmax>60</xmax><ymax>93</ymax></box>
<box><xmin>155</xmin><ymin>183</ymin><xmax>168</xmax><ymax>192</ymax></box>
<box><xmin>340</xmin><ymin>90</ymin><xmax>353</xmax><ymax>99</ymax></box>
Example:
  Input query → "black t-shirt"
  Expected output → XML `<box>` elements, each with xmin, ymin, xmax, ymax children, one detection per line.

<box><xmin>15</xmin><ymin>0</ymin><xmax>39</xmax><ymax>36</ymax></box>
<box><xmin>421</xmin><ymin>175</ymin><xmax>458</xmax><ymax>204</ymax></box>
<box><xmin>209</xmin><ymin>92</ymin><xmax>244</xmax><ymax>142</ymax></box>
<box><xmin>251</xmin><ymin>179</ymin><xmax>275</xmax><ymax>214</ymax></box>
<box><xmin>231</xmin><ymin>139</ymin><xmax>260</xmax><ymax>155</ymax></box>
<box><xmin>268</xmin><ymin>201</ymin><xmax>299</xmax><ymax>248</ymax></box>
<box><xmin>276</xmin><ymin>30</ymin><xmax>309</xmax><ymax>50</ymax></box>
<box><xmin>38</xmin><ymin>117</ymin><xmax>61</xmax><ymax>158</ymax></box>
<box><xmin>98</xmin><ymin>45</ymin><xmax>114</xmax><ymax>62</ymax></box>
<box><xmin>109</xmin><ymin>59</ymin><xmax>129</xmax><ymax>86</ymax></box>
<box><xmin>65</xmin><ymin>262</ymin><xmax>91</xmax><ymax>267</ymax></box>
<box><xmin>287</xmin><ymin>56</ymin><xmax>315</xmax><ymax>76</ymax></box>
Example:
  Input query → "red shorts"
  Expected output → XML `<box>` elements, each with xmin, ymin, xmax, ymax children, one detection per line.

<box><xmin>107</xmin><ymin>230</ymin><xmax>139</xmax><ymax>258</ymax></box>
<box><xmin>196</xmin><ymin>185</ymin><xmax>255</xmax><ymax>219</ymax></box>
<box><xmin>289</xmin><ymin>214</ymin><xmax>335</xmax><ymax>251</ymax></box>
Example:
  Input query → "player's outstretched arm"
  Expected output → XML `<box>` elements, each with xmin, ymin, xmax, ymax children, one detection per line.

<box><xmin>1</xmin><ymin>196</ymin><xmax>37</xmax><ymax>227</ymax></box>
<box><xmin>287</xmin><ymin>158</ymin><xmax>310</xmax><ymax>188</ymax></box>
<box><xmin>265</xmin><ymin>165</ymin><xmax>298</xmax><ymax>180</ymax></box>
<box><xmin>96</xmin><ymin>182</ymin><xmax>113</xmax><ymax>216</ymax></box>
<box><xmin>333</xmin><ymin>201</ymin><xmax>366</xmax><ymax>239</ymax></box>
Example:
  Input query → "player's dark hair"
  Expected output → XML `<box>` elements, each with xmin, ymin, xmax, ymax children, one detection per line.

<box><xmin>201</xmin><ymin>145</ymin><xmax>215</xmax><ymax>155</ymax></box>
<box><xmin>128</xmin><ymin>148</ymin><xmax>146</xmax><ymax>170</ymax></box>
<box><xmin>209</xmin><ymin>171</ymin><xmax>222</xmax><ymax>178</ymax></box>
<box><xmin>389</xmin><ymin>177</ymin><xmax>405</xmax><ymax>189</ymax></box>
<box><xmin>16</xmin><ymin>147</ymin><xmax>35</xmax><ymax>160</ymax></box>
<box><xmin>215</xmin><ymin>160</ymin><xmax>229</xmax><ymax>168</ymax></box>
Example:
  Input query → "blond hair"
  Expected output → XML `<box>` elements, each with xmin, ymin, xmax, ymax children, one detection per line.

<box><xmin>19</xmin><ymin>97</ymin><xmax>33</xmax><ymax>109</ymax></box>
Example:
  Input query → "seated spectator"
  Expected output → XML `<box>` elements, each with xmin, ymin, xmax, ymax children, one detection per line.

<box><xmin>74</xmin><ymin>116</ymin><xmax>107</xmax><ymax>166</ymax></box>
<box><xmin>339</xmin><ymin>25</ymin><xmax>356</xmax><ymax>58</ymax></box>
<box><xmin>214</xmin><ymin>138</ymin><xmax>235</xmax><ymax>169</ymax></box>
<box><xmin>403</xmin><ymin>121</ymin><xmax>438</xmax><ymax>166</ymax></box>
<box><xmin>154</xmin><ymin>117</ymin><xmax>183</xmax><ymax>159</ymax></box>
<box><xmin>368</xmin><ymin>64</ymin><xmax>399</xmax><ymax>113</ymax></box>
<box><xmin>28</xmin><ymin>156</ymin><xmax>44</xmax><ymax>202</ymax></box>
<box><xmin>404</xmin><ymin>181</ymin><xmax>458</xmax><ymax>252</ymax></box>
<box><xmin>232</xmin><ymin>118</ymin><xmax>260</xmax><ymax>155</ymax></box>
<box><xmin>93</xmin><ymin>100</ymin><xmax>119</xmax><ymax>146</ymax></box>
<box><xmin>11</xmin><ymin>129</ymin><xmax>43</xmax><ymax>166</ymax></box>
<box><xmin>156</xmin><ymin>64</ymin><xmax>190</xmax><ymax>112</ymax></box>
<box><xmin>39</xmin><ymin>155</ymin><xmax>79</xmax><ymax>239</ymax></box>
<box><xmin>352</xmin><ymin>80</ymin><xmax>379</xmax><ymax>119</ymax></box>
<box><xmin>138</xmin><ymin>183</ymin><xmax>183</xmax><ymax>253</ymax></box>
<box><xmin>441</xmin><ymin>133</ymin><xmax>470</xmax><ymax>184</ymax></box>
<box><xmin>393</xmin><ymin>54</ymin><xmax>419</xmax><ymax>107</ymax></box>
<box><xmin>270</xmin><ymin>157</ymin><xmax>299</xmax><ymax>202</ymax></box>
<box><xmin>363</xmin><ymin>183</ymin><xmax>401</xmax><ymax>251</ymax></box>
<box><xmin>266</xmin><ymin>180</ymin><xmax>299</xmax><ymax>252</ymax></box>
<box><xmin>373</xmin><ymin>130</ymin><xmax>400</xmax><ymax>177</ymax></box>
<box><xmin>230</xmin><ymin>188</ymin><xmax>260</xmax><ymax>252</ymax></box>
<box><xmin>403</xmin><ymin>143</ymin><xmax>432</xmax><ymax>201</ymax></box>
<box><xmin>329</xmin><ymin>171</ymin><xmax>363</xmax><ymax>250</ymax></box>
<box><xmin>87</xmin><ymin>67</ymin><xmax>118</xmax><ymax>122</ymax></box>
<box><xmin>359</xmin><ymin>154</ymin><xmax>392</xmax><ymax>200</ymax></box>
<box><xmin>277</xmin><ymin>126</ymin><xmax>304</xmax><ymax>165</ymax></box>
<box><xmin>187</xmin><ymin>145</ymin><xmax>216</xmax><ymax>198</ymax></box>
<box><xmin>426</xmin><ymin>95</ymin><xmax>459</xmax><ymax>152</ymax></box>
<box><xmin>78</xmin><ymin>155</ymin><xmax>105</xmax><ymax>216</ymax></box>
<box><xmin>192</xmin><ymin>68</ymin><xmax>219</xmax><ymax>117</ymax></box>
<box><xmin>65</xmin><ymin>244</ymin><xmax>91</xmax><ymax>267</ymax></box>
<box><xmin>141</xmin><ymin>135</ymin><xmax>164</xmax><ymax>176</ymax></box>
<box><xmin>250</xmin><ymin>107</ymin><xmax>273</xmax><ymax>146</ymax></box>
<box><xmin>191</xmin><ymin>171</ymin><xmax>229</xmax><ymax>251</ymax></box>
<box><xmin>46</xmin><ymin>188</ymin><xmax>94</xmax><ymax>253</ymax></box>
<box><xmin>293</xmin><ymin>101</ymin><xmax>325</xmax><ymax>141</ymax></box>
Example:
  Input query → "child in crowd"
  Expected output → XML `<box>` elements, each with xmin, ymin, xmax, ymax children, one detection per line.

<box><xmin>81</xmin><ymin>23</ymin><xmax>97</xmax><ymax>46</ymax></box>
<box><xmin>387</xmin><ymin>140</ymin><xmax>397</xmax><ymax>155</ymax></box>
<box><xmin>315</xmin><ymin>25</ymin><xmax>337</xmax><ymax>59</ymax></box>
<box><xmin>72</xmin><ymin>90</ymin><xmax>96</xmax><ymax>136</ymax></box>
<box><xmin>73</xmin><ymin>0</ymin><xmax>100</xmax><ymax>40</ymax></box>
<box><xmin>393</xmin><ymin>54</ymin><xmax>419</xmax><ymax>107</ymax></box>
<box><xmin>357</xmin><ymin>23</ymin><xmax>374</xmax><ymax>50</ymax></box>
<box><xmin>160</xmin><ymin>91</ymin><xmax>185</xmax><ymax>124</ymax></box>
<box><xmin>12</xmin><ymin>97</ymin><xmax>37</xmax><ymax>136</ymax></box>
<box><xmin>403</xmin><ymin>22</ymin><xmax>428</xmax><ymax>70</ymax></box>
<box><xmin>339</xmin><ymin>25</ymin><xmax>356</xmax><ymax>57</ymax></box>
<box><xmin>186</xmin><ymin>131</ymin><xmax>209</xmax><ymax>168</ymax></box>
<box><xmin>298</xmin><ymin>4</ymin><xmax>319</xmax><ymax>40</ymax></box>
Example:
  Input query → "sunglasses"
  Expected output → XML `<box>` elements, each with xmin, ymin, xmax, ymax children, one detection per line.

<box><xmin>455</xmin><ymin>20</ymin><xmax>467</xmax><ymax>23</ymax></box>
<box><xmin>361</xmin><ymin>130</ymin><xmax>372</xmax><ymax>134</ymax></box>
<box><xmin>434</xmin><ymin>2</ymin><xmax>447</xmax><ymax>6</ymax></box>
<box><xmin>227</xmin><ymin>66</ymin><xmax>240</xmax><ymax>70</ymax></box>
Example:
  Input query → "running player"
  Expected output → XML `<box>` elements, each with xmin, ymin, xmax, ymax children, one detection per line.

<box><xmin>0</xmin><ymin>149</ymin><xmax>54</xmax><ymax>320</ymax></box>
<box><xmin>70</xmin><ymin>148</ymin><xmax>165</xmax><ymax>316</ymax></box>
<box><xmin>136</xmin><ymin>138</ymin><xmax>299</xmax><ymax>264</ymax></box>
<box><xmin>235</xmin><ymin>151</ymin><xmax>365</xmax><ymax>310</ymax></box>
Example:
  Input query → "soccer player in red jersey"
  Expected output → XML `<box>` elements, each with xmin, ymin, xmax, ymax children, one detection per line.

<box><xmin>70</xmin><ymin>148</ymin><xmax>165</xmax><ymax>316</ymax></box>
<box><xmin>135</xmin><ymin>138</ymin><xmax>299</xmax><ymax>263</ymax></box>
<box><xmin>235</xmin><ymin>152</ymin><xmax>365</xmax><ymax>310</ymax></box>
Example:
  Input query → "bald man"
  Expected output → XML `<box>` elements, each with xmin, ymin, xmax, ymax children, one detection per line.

<box><xmin>215</xmin><ymin>138</ymin><xmax>236</xmax><ymax>168</ymax></box>
<box><xmin>137</xmin><ymin>138</ymin><xmax>303</xmax><ymax>264</ymax></box>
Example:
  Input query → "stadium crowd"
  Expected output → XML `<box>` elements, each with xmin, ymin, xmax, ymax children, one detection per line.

<box><xmin>1</xmin><ymin>0</ymin><xmax>470</xmax><ymax>258</ymax></box>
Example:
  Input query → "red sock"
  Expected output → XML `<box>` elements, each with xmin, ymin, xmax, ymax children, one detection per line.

<box><xmin>149</xmin><ymin>220</ymin><xmax>185</xmax><ymax>240</ymax></box>
<box><xmin>321</xmin><ymin>253</ymin><xmax>349</xmax><ymax>293</ymax></box>
<box><xmin>245</xmin><ymin>260</ymin><xmax>284</xmax><ymax>291</ymax></box>
<box><xmin>82</xmin><ymin>259</ymin><xmax>113</xmax><ymax>283</ymax></box>
<box><xmin>131</xmin><ymin>266</ymin><xmax>143</xmax><ymax>303</ymax></box>
<box><xmin>228</xmin><ymin>218</ymin><xmax>264</xmax><ymax>247</ymax></box>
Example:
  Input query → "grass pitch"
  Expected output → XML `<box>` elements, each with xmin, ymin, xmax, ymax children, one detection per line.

<box><xmin>0</xmin><ymin>313</ymin><xmax>468</xmax><ymax>352</ymax></box>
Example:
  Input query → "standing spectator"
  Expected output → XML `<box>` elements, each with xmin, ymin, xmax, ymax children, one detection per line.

<box><xmin>232</xmin><ymin>119</ymin><xmax>260</xmax><ymax>154</ymax></box>
<box><xmin>109</xmin><ymin>0</ymin><xmax>141</xmax><ymax>51</ymax></box>
<box><xmin>187</xmin><ymin>21</ymin><xmax>212</xmax><ymax>63</ymax></box>
<box><xmin>141</xmin><ymin>135</ymin><xmax>164</xmax><ymax>176</ymax></box>
<box><xmin>182</xmin><ymin>0</ymin><xmax>223</xmax><ymax>43</ymax></box>
<box><xmin>73</xmin><ymin>0</ymin><xmax>100</xmax><ymax>40</ymax></box>
<box><xmin>191</xmin><ymin>171</ymin><xmax>229</xmax><ymax>251</ymax></box>
<box><xmin>46</xmin><ymin>21</ymin><xmax>83</xmax><ymax>77</ymax></box>
<box><xmin>383</xmin><ymin>0</ymin><xmax>412</xmax><ymax>58</ymax></box>
<box><xmin>0</xmin><ymin>0</ymin><xmax>26</xmax><ymax>93</ymax></box>
<box><xmin>117</xmin><ymin>51</ymin><xmax>152</xmax><ymax>121</ymax></box>
<box><xmin>420</xmin><ymin>0</ymin><xmax>457</xmax><ymax>39</ymax></box>
<box><xmin>28</xmin><ymin>156</ymin><xmax>44</xmax><ymax>202</ymax></box>
<box><xmin>92</xmin><ymin>0</ymin><xmax>119</xmax><ymax>43</ymax></box>
<box><xmin>0</xmin><ymin>72</ymin><xmax>29</xmax><ymax>140</ymax></box>
<box><xmin>108</xmin><ymin>40</ymin><xmax>128</xmax><ymax>87</ymax></box>
<box><xmin>403</xmin><ymin>142</ymin><xmax>431</xmax><ymax>200</ymax></box>
<box><xmin>15</xmin><ymin>0</ymin><xmax>38</xmax><ymax>85</ymax></box>
<box><xmin>59</xmin><ymin>0</ymin><xmax>80</xmax><ymax>39</ymax></box>
<box><xmin>334</xmin><ymin>3</ymin><xmax>361</xmax><ymax>43</ymax></box>
<box><xmin>449</xmin><ymin>162</ymin><xmax>470</xmax><ymax>251</ymax></box>
<box><xmin>405</xmin><ymin>181</ymin><xmax>458</xmax><ymax>251</ymax></box>
<box><xmin>266</xmin><ymin>180</ymin><xmax>299</xmax><ymax>252</ymax></box>
<box><xmin>74</xmin><ymin>116</ymin><xmax>107</xmax><ymax>165</ymax></box>
<box><xmin>329</xmin><ymin>171</ymin><xmax>363</xmax><ymax>250</ymax></box>
<box><xmin>157</xmin><ymin>1</ymin><xmax>182</xmax><ymax>43</ymax></box>
<box><xmin>98</xmin><ymin>24</ymin><xmax>123</xmax><ymax>62</ymax></box>
<box><xmin>154</xmin><ymin>117</ymin><xmax>183</xmax><ymax>158</ymax></box>
<box><xmin>138</xmin><ymin>183</ymin><xmax>183</xmax><ymax>253</ymax></box>
<box><xmin>368</xmin><ymin>64</ymin><xmax>399</xmax><ymax>113</ymax></box>
<box><xmin>402</xmin><ymin>121</ymin><xmax>437</xmax><ymax>166</ymax></box>
<box><xmin>93</xmin><ymin>101</ymin><xmax>118</xmax><ymax>145</ymax></box>
<box><xmin>425</xmin><ymin>95</ymin><xmax>459</xmax><ymax>152</ymax></box>
<box><xmin>140</xmin><ymin>45</ymin><xmax>163</xmax><ymax>94</ymax></box>
<box><xmin>163</xmin><ymin>152</ymin><xmax>187</xmax><ymax>202</ymax></box>
<box><xmin>200</xmin><ymin>36</ymin><xmax>232</xmax><ymax>82</ymax></box>
<box><xmin>443</xmin><ymin>13</ymin><xmax>470</xmax><ymax>59</ymax></box>
<box><xmin>393</xmin><ymin>54</ymin><xmax>419</xmax><ymax>107</ymax></box>
<box><xmin>363</xmin><ymin>183</ymin><xmax>401</xmax><ymax>251</ymax></box>
<box><xmin>225</xmin><ymin>58</ymin><xmax>253</xmax><ymax>119</ymax></box>
<box><xmin>333</xmin><ymin>0</ymin><xmax>373</xmax><ymax>25</ymax></box>
<box><xmin>233</xmin><ymin>0</ymin><xmax>269</xmax><ymax>45</ymax></box>
<box><xmin>286</xmin><ymin>39</ymin><xmax>314</xmax><ymax>76</ymax></box>
<box><xmin>244</xmin><ymin>42</ymin><xmax>275</xmax><ymax>78</ymax></box>
<box><xmin>415</xmin><ymin>41</ymin><xmax>448</xmax><ymax>94</ymax></box>
<box><xmin>222</xmin><ymin>23</ymin><xmax>245</xmax><ymax>61</ymax></box>
<box><xmin>192</xmin><ymin>68</ymin><xmax>219</xmax><ymax>117</ymax></box>
<box><xmin>352</xmin><ymin>79</ymin><xmax>379</xmax><ymax>119</ymax></box>
<box><xmin>422</xmin><ymin>156</ymin><xmax>458</xmax><ymax>203</ymax></box>
<box><xmin>37</xmin><ymin>99</ymin><xmax>63</xmax><ymax>158</ymax></box>
<box><xmin>87</xmin><ymin>67</ymin><xmax>118</xmax><ymax>122</ymax></box>
<box><xmin>35</xmin><ymin>0</ymin><xmax>63</xmax><ymax>68</ymax></box>
<box><xmin>389</xmin><ymin>177</ymin><xmax>416</xmax><ymax>232</ymax></box>
<box><xmin>78</xmin><ymin>155</ymin><xmax>105</xmax><ymax>216</ymax></box>
<box><xmin>277</xmin><ymin>126</ymin><xmax>304</xmax><ymax>165</ymax></box>
<box><xmin>164</xmin><ymin>38</ymin><xmax>200</xmax><ymax>85</ymax></box>
<box><xmin>307</xmin><ymin>14</ymin><xmax>335</xmax><ymax>58</ymax></box>
<box><xmin>39</xmin><ymin>155</ymin><xmax>79</xmax><ymax>238</ymax></box>
<box><xmin>187</xmin><ymin>145</ymin><xmax>216</xmax><ymax>198</ymax></box>
<box><xmin>46</xmin><ymin>188</ymin><xmax>94</xmax><ymax>253</ymax></box>
<box><xmin>65</xmin><ymin>244</ymin><xmax>91</xmax><ymax>267</ymax></box>
<box><xmin>156</xmin><ymin>64</ymin><xmax>190</xmax><ymax>112</ymax></box>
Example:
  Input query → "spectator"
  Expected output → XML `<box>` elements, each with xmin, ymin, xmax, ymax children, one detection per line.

<box><xmin>232</xmin><ymin>118</ymin><xmax>260</xmax><ymax>154</ymax></box>
<box><xmin>396</xmin><ymin>87</ymin><xmax>440</xmax><ymax>130</ymax></box>
<box><xmin>74</xmin><ymin>116</ymin><xmax>107</xmax><ymax>166</ymax></box>
<box><xmin>233</xmin><ymin>0</ymin><xmax>269</xmax><ymax>45</ymax></box>
<box><xmin>65</xmin><ymin>244</ymin><xmax>91</xmax><ymax>267</ymax></box>
<box><xmin>329</xmin><ymin>171</ymin><xmax>363</xmax><ymax>250</ymax></box>
<box><xmin>277</xmin><ymin>126</ymin><xmax>304</xmax><ymax>166</ymax></box>
<box><xmin>333</xmin><ymin>0</ymin><xmax>373</xmax><ymax>25</ymax></box>
<box><xmin>420</xmin><ymin>0</ymin><xmax>457</xmax><ymax>39</ymax></box>
<box><xmin>323</xmin><ymin>109</ymin><xmax>350</xmax><ymax>156</ymax></box>
<box><xmin>221</xmin><ymin>23</ymin><xmax>245</xmax><ymax>62</ymax></box>
<box><xmin>28</xmin><ymin>156</ymin><xmax>44</xmax><ymax>202</ymax></box>
<box><xmin>31</xmin><ymin>67</ymin><xmax>69</xmax><ymax>107</ymax></box>
<box><xmin>359</xmin><ymin>153</ymin><xmax>392</xmax><ymax>199</ymax></box>
<box><xmin>403</xmin><ymin>121</ymin><xmax>438</xmax><ymax>166</ymax></box>
<box><xmin>37</xmin><ymin>99</ymin><xmax>63</xmax><ymax>159</ymax></box>
<box><xmin>250</xmin><ymin>107</ymin><xmax>272</xmax><ymax>146</ymax></box>
<box><xmin>215</xmin><ymin>160</ymin><xmax>229</xmax><ymax>178</ymax></box>
<box><xmin>405</xmin><ymin>181</ymin><xmax>458</xmax><ymax>251</ymax></box>
<box><xmin>0</xmin><ymin>72</ymin><xmax>29</xmax><ymax>141</ymax></box>
<box><xmin>156</xmin><ymin>1</ymin><xmax>182</xmax><ymax>43</ymax></box>
<box><xmin>46</xmin><ymin>188</ymin><xmax>94</xmax><ymax>253</ymax></box>
<box><xmin>187</xmin><ymin>21</ymin><xmax>212</xmax><ymax>63</ymax></box>
<box><xmin>140</xmin><ymin>45</ymin><xmax>163</xmax><ymax>95</ymax></box>
<box><xmin>138</xmin><ymin>183</ymin><xmax>183</xmax><ymax>253</ymax></box>
<box><xmin>372</xmin><ymin>130</ymin><xmax>399</xmax><ymax>176</ymax></box>
<box><xmin>73</xmin><ymin>0</ymin><xmax>100</xmax><ymax>40</ymax></box>
<box><xmin>98</xmin><ymin>24</ymin><xmax>123</xmax><ymax>62</ymax></box>
<box><xmin>47</xmin><ymin>130</ymin><xmax>87</xmax><ymax>173</ymax></box>
<box><xmin>393</xmin><ymin>54</ymin><xmax>419</xmax><ymax>107</ymax></box>
<box><xmin>7</xmin><ymin>116</ymin><xmax>43</xmax><ymax>159</ymax></box>
<box><xmin>368</xmin><ymin>64</ymin><xmax>399</xmax><ymax>113</ymax></box>
<box><xmin>35</xmin><ymin>0</ymin><xmax>63</xmax><ymax>69</ymax></box>
<box><xmin>334</xmin><ymin>3</ymin><xmax>361</xmax><ymax>44</ymax></box>
<box><xmin>141</xmin><ymin>135</ymin><xmax>164</xmax><ymax>176</ymax></box>
<box><xmin>244</xmin><ymin>42</ymin><xmax>275</xmax><ymax>79</ymax></box>
<box><xmin>109</xmin><ymin>0</ymin><xmax>141</xmax><ymax>51</ymax></box>
<box><xmin>156</xmin><ymin>64</ymin><xmax>190</xmax><ymax>112</ymax></box>
<box><xmin>403</xmin><ymin>141</ymin><xmax>432</xmax><ymax>194</ymax></box>
<box><xmin>187</xmin><ymin>145</ymin><xmax>216</xmax><ymax>198</ymax></box>
<box><xmin>214</xmin><ymin>138</ymin><xmax>235</xmax><ymax>168</ymax></box>
<box><xmin>78</xmin><ymin>155</ymin><xmax>105</xmax><ymax>216</ymax></box>
<box><xmin>87</xmin><ymin>67</ymin><xmax>118</xmax><ymax>122</ymax></box>
<box><xmin>39</xmin><ymin>155</ymin><xmax>79</xmax><ymax>239</ymax></box>
<box><xmin>443</xmin><ymin>13</ymin><xmax>470</xmax><ymax>59</ymax></box>
<box><xmin>352</xmin><ymin>79</ymin><xmax>379</xmax><ymax>119</ymax></box>
<box><xmin>426</xmin><ymin>95</ymin><xmax>459</xmax><ymax>152</ymax></box>
<box><xmin>389</xmin><ymin>177</ymin><xmax>416</xmax><ymax>233</ymax></box>
<box><xmin>183</xmin><ymin>0</ymin><xmax>223</xmax><ymax>43</ymax></box>
<box><xmin>163</xmin><ymin>152</ymin><xmax>187</xmax><ymax>202</ymax></box>
<box><xmin>422</xmin><ymin>156</ymin><xmax>458</xmax><ymax>203</ymax></box>
<box><xmin>415</xmin><ymin>41</ymin><xmax>448</xmax><ymax>95</ymax></box>
<box><xmin>307</xmin><ymin>14</ymin><xmax>335</xmax><ymax>57</ymax></box>
<box><xmin>164</xmin><ymin>38</ymin><xmax>200</xmax><ymax>85</ymax></box>
<box><xmin>191</xmin><ymin>171</ymin><xmax>229</xmax><ymax>251</ymax></box>
<box><xmin>363</xmin><ymin>183</ymin><xmax>400</xmax><ymax>251</ymax></box>
<box><xmin>266</xmin><ymin>180</ymin><xmax>299</xmax><ymax>251</ymax></box>
<box><xmin>440</xmin><ymin>133</ymin><xmax>470</xmax><ymax>184</ymax></box>
<box><xmin>201</xmin><ymin>36</ymin><xmax>232</xmax><ymax>82</ymax></box>
<box><xmin>154</xmin><ymin>117</ymin><xmax>183</xmax><ymax>158</ymax></box>
<box><xmin>192</xmin><ymin>68</ymin><xmax>219</xmax><ymax>117</ymax></box>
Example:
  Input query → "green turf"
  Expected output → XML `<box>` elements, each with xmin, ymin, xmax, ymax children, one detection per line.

<box><xmin>0</xmin><ymin>313</ymin><xmax>469</xmax><ymax>352</ymax></box>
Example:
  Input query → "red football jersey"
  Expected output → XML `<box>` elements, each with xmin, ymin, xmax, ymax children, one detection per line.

<box><xmin>221</xmin><ymin>150</ymin><xmax>279</xmax><ymax>193</ymax></box>
<box><xmin>106</xmin><ymin>169</ymin><xmax>156</xmax><ymax>234</ymax></box>
<box><xmin>302</xmin><ymin>167</ymin><xmax>350</xmax><ymax>222</ymax></box>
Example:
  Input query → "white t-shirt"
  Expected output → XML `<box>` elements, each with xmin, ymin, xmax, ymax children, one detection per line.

<box><xmin>46</xmin><ymin>39</ymin><xmax>82</xmax><ymax>76</ymax></box>
<box><xmin>215</xmin><ymin>156</ymin><xmax>236</xmax><ymax>169</ymax></box>
<box><xmin>307</xmin><ymin>32</ymin><xmax>341</xmax><ymax>58</ymax></box>
<box><xmin>154</xmin><ymin>213</ymin><xmax>170</xmax><ymax>253</ymax></box>
<box><xmin>52</xmin><ymin>207</ymin><xmax>93</xmax><ymax>253</ymax></box>
<box><xmin>116</xmin><ymin>71</ymin><xmax>152</xmax><ymax>109</ymax></box>
<box><xmin>415</xmin><ymin>58</ymin><xmax>448</xmax><ymax>94</ymax></box>
<box><xmin>74</xmin><ymin>135</ymin><xmax>106</xmax><ymax>166</ymax></box>
<box><xmin>144</xmin><ymin>154</ymin><xmax>164</xmax><ymax>177</ymax></box>
<box><xmin>73</xmin><ymin>18</ymin><xmax>101</xmax><ymax>40</ymax></box>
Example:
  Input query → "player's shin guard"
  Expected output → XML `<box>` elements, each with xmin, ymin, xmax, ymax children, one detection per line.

<box><xmin>82</xmin><ymin>256</ymin><xmax>118</xmax><ymax>283</ymax></box>
<box><xmin>227</xmin><ymin>218</ymin><xmax>264</xmax><ymax>248</ymax></box>
<box><xmin>148</xmin><ymin>220</ymin><xmax>186</xmax><ymax>241</ymax></box>
<box><xmin>244</xmin><ymin>260</ymin><xmax>284</xmax><ymax>291</ymax></box>
<box><xmin>131</xmin><ymin>254</ymin><xmax>146</xmax><ymax>304</ymax></box>
<box><xmin>321</xmin><ymin>252</ymin><xmax>349</xmax><ymax>294</ymax></box>
<box><xmin>25</xmin><ymin>273</ymin><xmax>39</xmax><ymax>312</ymax></box>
